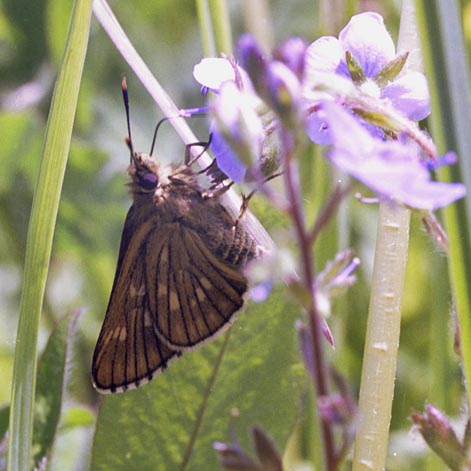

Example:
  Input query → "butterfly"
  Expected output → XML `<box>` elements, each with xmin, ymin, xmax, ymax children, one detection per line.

<box><xmin>92</xmin><ymin>78</ymin><xmax>258</xmax><ymax>393</ymax></box>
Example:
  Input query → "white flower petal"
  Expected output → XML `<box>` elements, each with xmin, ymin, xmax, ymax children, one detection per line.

<box><xmin>193</xmin><ymin>58</ymin><xmax>254</xmax><ymax>93</ymax></box>
<box><xmin>339</xmin><ymin>12</ymin><xmax>395</xmax><ymax>77</ymax></box>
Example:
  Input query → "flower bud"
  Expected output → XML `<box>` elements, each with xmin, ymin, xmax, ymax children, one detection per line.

<box><xmin>265</xmin><ymin>61</ymin><xmax>303</xmax><ymax>129</ymax></box>
<box><xmin>238</xmin><ymin>33</ymin><xmax>269</xmax><ymax>96</ymax></box>
<box><xmin>411</xmin><ymin>404</ymin><xmax>468</xmax><ymax>470</ymax></box>
<box><xmin>210</xmin><ymin>81</ymin><xmax>264</xmax><ymax>181</ymax></box>
<box><xmin>273</xmin><ymin>37</ymin><xmax>308</xmax><ymax>81</ymax></box>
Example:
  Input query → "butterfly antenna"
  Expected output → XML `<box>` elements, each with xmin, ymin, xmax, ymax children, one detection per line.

<box><xmin>121</xmin><ymin>76</ymin><xmax>134</xmax><ymax>162</ymax></box>
<box><xmin>149</xmin><ymin>117</ymin><xmax>171</xmax><ymax>157</ymax></box>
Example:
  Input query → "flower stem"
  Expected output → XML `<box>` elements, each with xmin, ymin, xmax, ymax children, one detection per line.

<box><xmin>352</xmin><ymin>202</ymin><xmax>410</xmax><ymax>470</ymax></box>
<box><xmin>352</xmin><ymin>3</ymin><xmax>420</xmax><ymax>468</ymax></box>
<box><xmin>282</xmin><ymin>134</ymin><xmax>334</xmax><ymax>470</ymax></box>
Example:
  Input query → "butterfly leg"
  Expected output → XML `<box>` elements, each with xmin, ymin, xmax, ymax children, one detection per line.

<box><xmin>184</xmin><ymin>133</ymin><xmax>212</xmax><ymax>166</ymax></box>
<box><xmin>201</xmin><ymin>180</ymin><xmax>234</xmax><ymax>200</ymax></box>
<box><xmin>234</xmin><ymin>190</ymin><xmax>256</xmax><ymax>225</ymax></box>
<box><xmin>233</xmin><ymin>170</ymin><xmax>283</xmax><ymax>225</ymax></box>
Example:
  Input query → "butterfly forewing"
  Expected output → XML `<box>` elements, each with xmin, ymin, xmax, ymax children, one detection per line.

<box><xmin>92</xmin><ymin>211</ymin><xmax>178</xmax><ymax>393</ymax></box>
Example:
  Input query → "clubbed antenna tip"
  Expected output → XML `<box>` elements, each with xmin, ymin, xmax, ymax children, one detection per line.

<box><xmin>121</xmin><ymin>76</ymin><xmax>134</xmax><ymax>161</ymax></box>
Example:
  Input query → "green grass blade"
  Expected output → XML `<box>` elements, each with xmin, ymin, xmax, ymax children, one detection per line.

<box><xmin>415</xmin><ymin>0</ymin><xmax>471</xmax><ymax>407</ymax></box>
<box><xmin>33</xmin><ymin>310</ymin><xmax>82</xmax><ymax>466</ymax></box>
<box><xmin>208</xmin><ymin>0</ymin><xmax>233</xmax><ymax>55</ymax></box>
<box><xmin>7</xmin><ymin>1</ymin><xmax>92</xmax><ymax>469</ymax></box>
<box><xmin>195</xmin><ymin>0</ymin><xmax>217</xmax><ymax>57</ymax></box>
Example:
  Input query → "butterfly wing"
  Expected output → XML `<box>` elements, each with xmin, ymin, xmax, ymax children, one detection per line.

<box><xmin>92</xmin><ymin>207</ymin><xmax>178</xmax><ymax>394</ymax></box>
<box><xmin>144</xmin><ymin>222</ymin><xmax>249</xmax><ymax>351</ymax></box>
<box><xmin>93</xmin><ymin>193</ymin><xmax>256</xmax><ymax>391</ymax></box>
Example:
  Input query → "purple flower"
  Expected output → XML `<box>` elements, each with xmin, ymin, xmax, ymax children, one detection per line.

<box><xmin>304</xmin><ymin>12</ymin><xmax>430</xmax><ymax>143</ymax></box>
<box><xmin>323</xmin><ymin>102</ymin><xmax>466</xmax><ymax>210</ymax></box>
<box><xmin>193</xmin><ymin>57</ymin><xmax>254</xmax><ymax>94</ymax></box>
<box><xmin>208</xmin><ymin>124</ymin><xmax>248</xmax><ymax>183</ymax></box>
<box><xmin>193</xmin><ymin>58</ymin><xmax>265</xmax><ymax>182</ymax></box>
<box><xmin>193</xmin><ymin>37</ymin><xmax>308</xmax><ymax>179</ymax></box>
<box><xmin>411</xmin><ymin>405</ymin><xmax>468</xmax><ymax>470</ymax></box>
<box><xmin>193</xmin><ymin>57</ymin><xmax>283</xmax><ymax>183</ymax></box>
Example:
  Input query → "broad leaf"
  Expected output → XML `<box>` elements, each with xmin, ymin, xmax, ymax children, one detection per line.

<box><xmin>92</xmin><ymin>290</ymin><xmax>304</xmax><ymax>470</ymax></box>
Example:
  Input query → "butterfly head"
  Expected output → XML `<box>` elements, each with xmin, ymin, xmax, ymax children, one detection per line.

<box><xmin>128</xmin><ymin>152</ymin><xmax>163</xmax><ymax>194</ymax></box>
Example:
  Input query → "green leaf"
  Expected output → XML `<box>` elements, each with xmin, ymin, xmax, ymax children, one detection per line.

<box><xmin>345</xmin><ymin>51</ymin><xmax>366</xmax><ymax>85</ymax></box>
<box><xmin>415</xmin><ymin>0</ymin><xmax>471</xmax><ymax>408</ymax></box>
<box><xmin>7</xmin><ymin>0</ymin><xmax>93</xmax><ymax>469</ymax></box>
<box><xmin>32</xmin><ymin>310</ymin><xmax>81</xmax><ymax>467</ymax></box>
<box><xmin>91</xmin><ymin>290</ymin><xmax>303</xmax><ymax>471</ymax></box>
<box><xmin>61</xmin><ymin>407</ymin><xmax>95</xmax><ymax>431</ymax></box>
<box><xmin>0</xmin><ymin>405</ymin><xmax>9</xmax><ymax>440</ymax></box>
<box><xmin>374</xmin><ymin>52</ymin><xmax>409</xmax><ymax>87</ymax></box>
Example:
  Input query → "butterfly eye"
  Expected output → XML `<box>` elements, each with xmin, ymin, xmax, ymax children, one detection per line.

<box><xmin>140</xmin><ymin>173</ymin><xmax>158</xmax><ymax>190</ymax></box>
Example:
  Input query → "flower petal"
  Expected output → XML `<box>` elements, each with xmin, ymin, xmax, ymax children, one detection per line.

<box><xmin>305</xmin><ymin>108</ymin><xmax>331</xmax><ymax>144</ymax></box>
<box><xmin>322</xmin><ymin>101</ymin><xmax>376</xmax><ymax>152</ymax></box>
<box><xmin>305</xmin><ymin>36</ymin><xmax>344</xmax><ymax>79</ymax></box>
<box><xmin>382</xmin><ymin>71</ymin><xmax>430</xmax><ymax>120</ymax></box>
<box><xmin>323</xmin><ymin>102</ymin><xmax>466</xmax><ymax>210</ymax></box>
<box><xmin>339</xmin><ymin>12</ymin><xmax>395</xmax><ymax>78</ymax></box>
<box><xmin>210</xmin><ymin>127</ymin><xmax>247</xmax><ymax>183</ymax></box>
<box><xmin>193</xmin><ymin>57</ymin><xmax>253</xmax><ymax>93</ymax></box>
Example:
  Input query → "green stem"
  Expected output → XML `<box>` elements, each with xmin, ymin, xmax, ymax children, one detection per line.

<box><xmin>351</xmin><ymin>2</ymin><xmax>420</xmax><ymax>468</ymax></box>
<box><xmin>240</xmin><ymin>0</ymin><xmax>274</xmax><ymax>51</ymax></box>
<box><xmin>195</xmin><ymin>0</ymin><xmax>216</xmax><ymax>57</ymax></box>
<box><xmin>7</xmin><ymin>1</ymin><xmax>92</xmax><ymax>469</ymax></box>
<box><xmin>208</xmin><ymin>0</ymin><xmax>232</xmax><ymax>55</ymax></box>
<box><xmin>352</xmin><ymin>203</ymin><xmax>410</xmax><ymax>470</ymax></box>
<box><xmin>180</xmin><ymin>331</ymin><xmax>232</xmax><ymax>470</ymax></box>
<box><xmin>415</xmin><ymin>0</ymin><xmax>471</xmax><ymax>413</ymax></box>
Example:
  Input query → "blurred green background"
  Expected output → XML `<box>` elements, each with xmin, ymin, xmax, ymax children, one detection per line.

<box><xmin>1</xmin><ymin>0</ymin><xmax>471</xmax><ymax>469</ymax></box>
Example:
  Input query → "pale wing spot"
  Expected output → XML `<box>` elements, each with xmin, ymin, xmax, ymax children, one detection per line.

<box><xmin>102</xmin><ymin>330</ymin><xmax>114</xmax><ymax>346</ymax></box>
<box><xmin>112</xmin><ymin>326</ymin><xmax>127</xmax><ymax>341</ymax></box>
<box><xmin>195</xmin><ymin>287</ymin><xmax>206</xmax><ymax>302</ymax></box>
<box><xmin>200</xmin><ymin>277</ymin><xmax>212</xmax><ymax>290</ymax></box>
<box><xmin>158</xmin><ymin>283</ymin><xmax>168</xmax><ymax>299</ymax></box>
<box><xmin>130</xmin><ymin>284</ymin><xmax>146</xmax><ymax>297</ymax></box>
<box><xmin>160</xmin><ymin>246</ymin><xmax>169</xmax><ymax>264</ymax></box>
<box><xmin>169</xmin><ymin>290</ymin><xmax>180</xmax><ymax>312</ymax></box>
<box><xmin>144</xmin><ymin>310</ymin><xmax>153</xmax><ymax>327</ymax></box>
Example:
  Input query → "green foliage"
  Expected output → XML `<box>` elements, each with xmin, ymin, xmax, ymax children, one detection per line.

<box><xmin>33</xmin><ymin>311</ymin><xmax>82</xmax><ymax>466</ymax></box>
<box><xmin>0</xmin><ymin>0</ymin><xmax>470</xmax><ymax>470</ymax></box>
<box><xmin>91</xmin><ymin>290</ymin><xmax>303</xmax><ymax>470</ymax></box>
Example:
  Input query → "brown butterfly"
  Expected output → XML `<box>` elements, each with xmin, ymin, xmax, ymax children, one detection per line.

<box><xmin>92</xmin><ymin>78</ymin><xmax>258</xmax><ymax>393</ymax></box>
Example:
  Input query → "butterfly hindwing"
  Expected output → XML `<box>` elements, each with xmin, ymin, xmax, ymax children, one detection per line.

<box><xmin>92</xmin><ymin>210</ymin><xmax>178</xmax><ymax>393</ymax></box>
<box><xmin>145</xmin><ymin>223</ymin><xmax>248</xmax><ymax>350</ymax></box>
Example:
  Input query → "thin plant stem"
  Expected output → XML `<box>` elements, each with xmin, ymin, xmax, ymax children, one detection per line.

<box><xmin>7</xmin><ymin>0</ymin><xmax>92</xmax><ymax>469</ymax></box>
<box><xmin>195</xmin><ymin>0</ymin><xmax>217</xmax><ymax>57</ymax></box>
<box><xmin>241</xmin><ymin>0</ymin><xmax>274</xmax><ymax>51</ymax></box>
<box><xmin>180</xmin><ymin>331</ymin><xmax>232</xmax><ymax>470</ymax></box>
<box><xmin>308</xmin><ymin>183</ymin><xmax>352</xmax><ymax>247</ymax></box>
<box><xmin>282</xmin><ymin>133</ymin><xmax>334</xmax><ymax>470</ymax></box>
<box><xmin>351</xmin><ymin>202</ymin><xmax>410</xmax><ymax>470</ymax></box>
<box><xmin>351</xmin><ymin>1</ymin><xmax>419</xmax><ymax>468</ymax></box>
<box><xmin>208</xmin><ymin>0</ymin><xmax>232</xmax><ymax>55</ymax></box>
